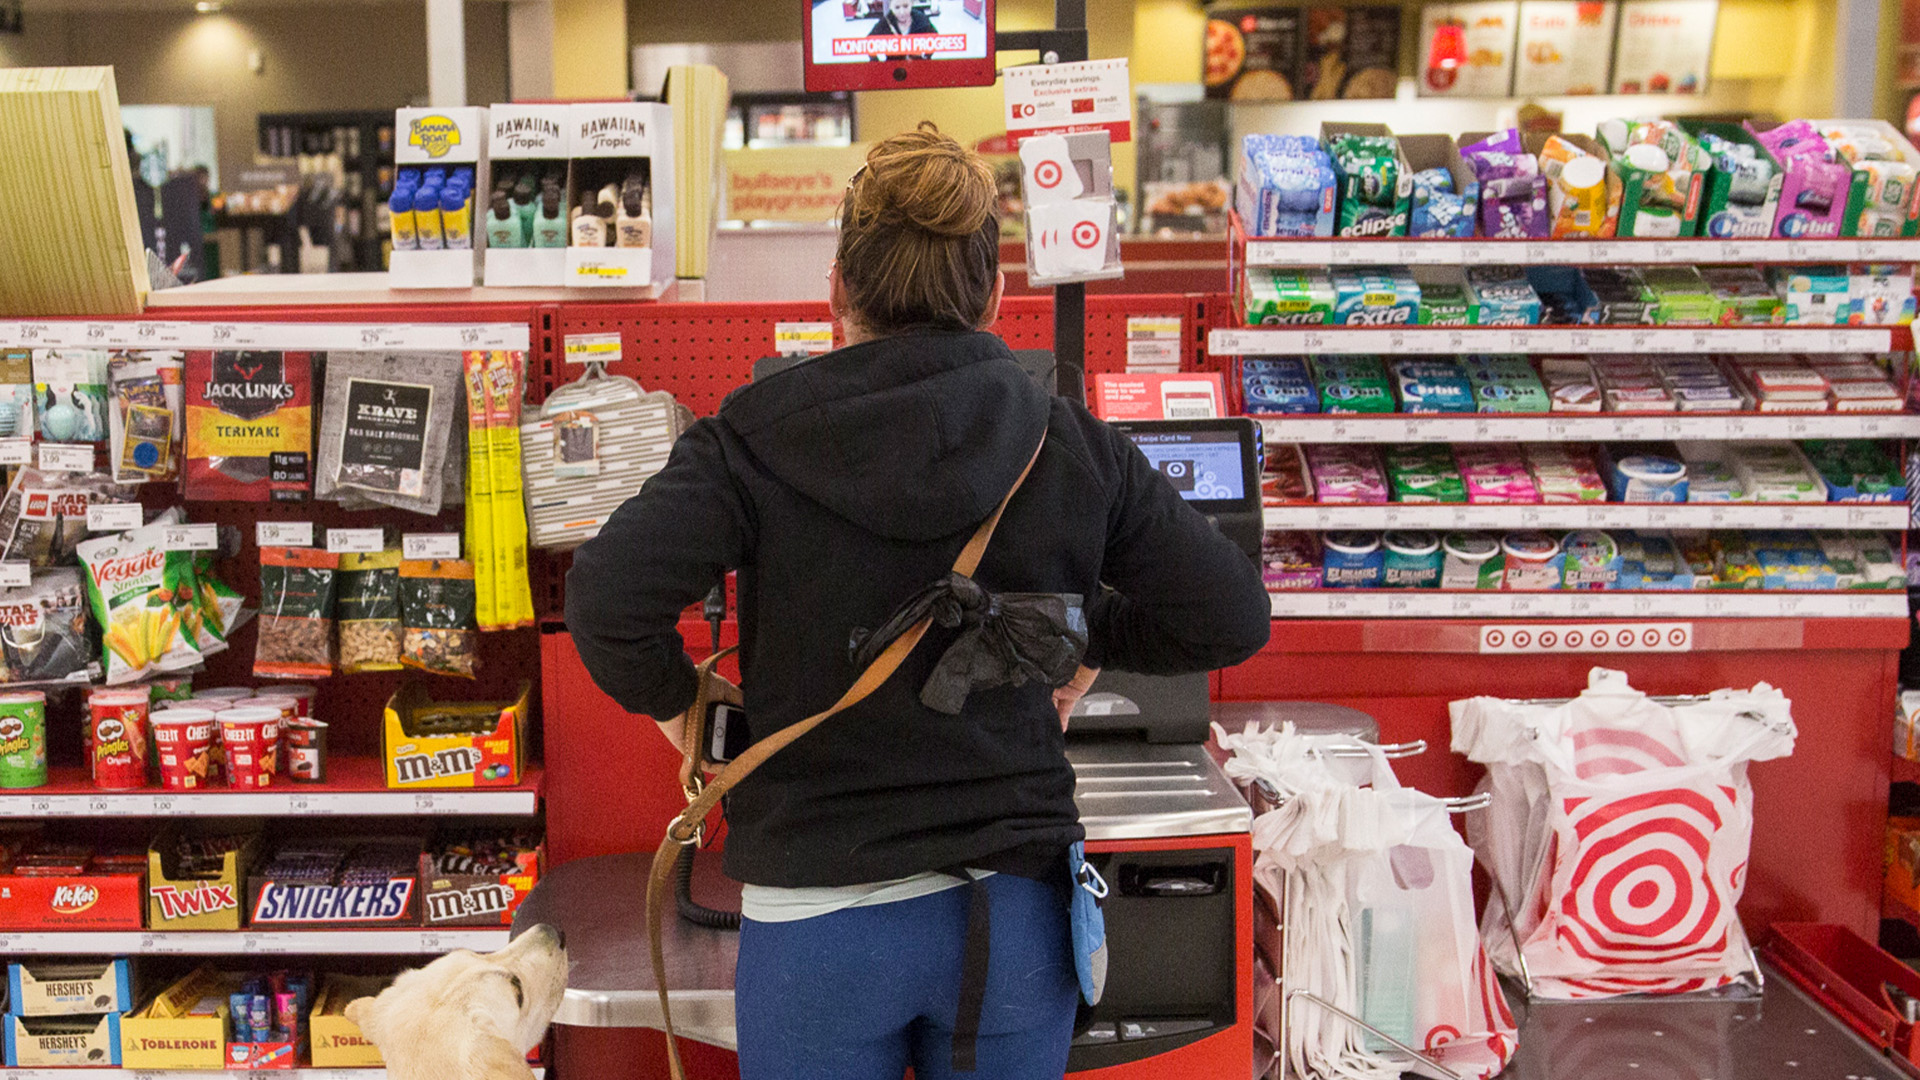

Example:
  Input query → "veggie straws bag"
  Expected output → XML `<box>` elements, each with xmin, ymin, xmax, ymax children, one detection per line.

<box><xmin>78</xmin><ymin>523</ymin><xmax>204</xmax><ymax>684</ymax></box>
<box><xmin>255</xmin><ymin>546</ymin><xmax>339</xmax><ymax>679</ymax></box>
<box><xmin>400</xmin><ymin>559</ymin><xmax>478</xmax><ymax>678</ymax></box>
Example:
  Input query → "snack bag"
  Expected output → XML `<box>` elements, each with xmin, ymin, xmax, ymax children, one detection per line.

<box><xmin>338</xmin><ymin>549</ymin><xmax>404</xmax><ymax>674</ymax></box>
<box><xmin>400</xmin><ymin>560</ymin><xmax>479</xmax><ymax>678</ymax></box>
<box><xmin>184</xmin><ymin>351</ymin><xmax>314</xmax><ymax>502</ymax></box>
<box><xmin>255</xmin><ymin>546</ymin><xmax>339</xmax><ymax>680</ymax></box>
<box><xmin>78</xmin><ymin>524</ymin><xmax>204</xmax><ymax>684</ymax></box>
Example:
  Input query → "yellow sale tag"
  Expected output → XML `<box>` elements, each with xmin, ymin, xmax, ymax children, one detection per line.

<box><xmin>774</xmin><ymin>322</ymin><xmax>835</xmax><ymax>356</ymax></box>
<box><xmin>563</xmin><ymin>333</ymin><xmax>623</xmax><ymax>364</ymax></box>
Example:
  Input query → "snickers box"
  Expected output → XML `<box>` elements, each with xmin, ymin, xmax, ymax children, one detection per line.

<box><xmin>246</xmin><ymin>872</ymin><xmax>420</xmax><ymax>930</ymax></box>
<box><xmin>8</xmin><ymin>958</ymin><xmax>133</xmax><ymax>1016</ymax></box>
<box><xmin>6</xmin><ymin>1012</ymin><xmax>121</xmax><ymax>1067</ymax></box>
<box><xmin>247</xmin><ymin>837</ymin><xmax>424</xmax><ymax>929</ymax></box>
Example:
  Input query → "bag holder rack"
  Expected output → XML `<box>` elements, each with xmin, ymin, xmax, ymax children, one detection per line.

<box><xmin>1465</xmin><ymin>691</ymin><xmax>1771</xmax><ymax>1005</ymax></box>
<box><xmin>1243</xmin><ymin>738</ymin><xmax>1489</xmax><ymax>1080</ymax></box>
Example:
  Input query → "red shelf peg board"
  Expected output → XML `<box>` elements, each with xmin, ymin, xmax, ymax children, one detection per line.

<box><xmin>544</xmin><ymin>296</ymin><xmax>1193</xmax><ymax>414</ymax></box>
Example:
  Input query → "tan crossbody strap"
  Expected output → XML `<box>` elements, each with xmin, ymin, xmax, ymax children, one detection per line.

<box><xmin>647</xmin><ymin>436</ymin><xmax>1047</xmax><ymax>1080</ymax></box>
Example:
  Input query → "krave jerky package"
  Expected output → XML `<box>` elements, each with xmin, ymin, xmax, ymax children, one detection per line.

<box><xmin>185</xmin><ymin>350</ymin><xmax>313</xmax><ymax>502</ymax></box>
<box><xmin>317</xmin><ymin>351</ymin><xmax>463</xmax><ymax>516</ymax></box>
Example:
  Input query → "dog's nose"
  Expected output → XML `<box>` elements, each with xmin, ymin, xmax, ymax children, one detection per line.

<box><xmin>551</xmin><ymin>926</ymin><xmax>566</xmax><ymax>950</ymax></box>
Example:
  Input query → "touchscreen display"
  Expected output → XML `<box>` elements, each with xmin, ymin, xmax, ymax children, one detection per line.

<box><xmin>810</xmin><ymin>0</ymin><xmax>990</xmax><ymax>65</ymax></box>
<box><xmin>1128</xmin><ymin>429</ymin><xmax>1247</xmax><ymax>502</ymax></box>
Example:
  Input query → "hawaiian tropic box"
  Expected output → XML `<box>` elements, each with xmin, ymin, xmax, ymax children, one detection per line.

<box><xmin>383</xmin><ymin>681</ymin><xmax>530</xmax><ymax>788</ymax></box>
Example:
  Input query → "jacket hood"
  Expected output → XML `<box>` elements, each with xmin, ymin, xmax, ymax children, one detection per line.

<box><xmin>719</xmin><ymin>330</ymin><xmax>1050</xmax><ymax>542</ymax></box>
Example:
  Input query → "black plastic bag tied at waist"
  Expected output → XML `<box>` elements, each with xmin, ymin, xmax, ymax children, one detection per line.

<box><xmin>849</xmin><ymin>573</ymin><xmax>1088</xmax><ymax>715</ymax></box>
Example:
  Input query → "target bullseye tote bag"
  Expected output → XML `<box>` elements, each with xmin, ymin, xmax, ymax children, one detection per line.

<box><xmin>1450</xmin><ymin>668</ymin><xmax>1796</xmax><ymax>999</ymax></box>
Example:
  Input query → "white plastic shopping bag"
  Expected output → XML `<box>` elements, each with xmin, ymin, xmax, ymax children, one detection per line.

<box><xmin>1217</xmin><ymin>723</ymin><xmax>1518</xmax><ymax>1080</ymax></box>
<box><xmin>1451</xmin><ymin>668</ymin><xmax>1796</xmax><ymax>999</ymax></box>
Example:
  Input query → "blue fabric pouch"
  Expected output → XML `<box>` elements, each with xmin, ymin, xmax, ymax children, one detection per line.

<box><xmin>1069</xmin><ymin>841</ymin><xmax>1108</xmax><ymax>1006</ymax></box>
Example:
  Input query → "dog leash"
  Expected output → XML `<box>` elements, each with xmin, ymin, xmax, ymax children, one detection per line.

<box><xmin>645</xmin><ymin>437</ymin><xmax>1046</xmax><ymax>1080</ymax></box>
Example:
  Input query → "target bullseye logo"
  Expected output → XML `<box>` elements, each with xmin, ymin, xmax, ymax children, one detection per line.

<box><xmin>1554</xmin><ymin>785</ymin><xmax>1741</xmax><ymax>979</ymax></box>
<box><xmin>1071</xmin><ymin>220</ymin><xmax>1102</xmax><ymax>248</ymax></box>
<box><xmin>1032</xmin><ymin>159</ymin><xmax>1063</xmax><ymax>189</ymax></box>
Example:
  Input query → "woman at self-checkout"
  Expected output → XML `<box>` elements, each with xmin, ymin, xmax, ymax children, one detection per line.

<box><xmin>565</xmin><ymin>123</ymin><xmax>1269</xmax><ymax>1080</ymax></box>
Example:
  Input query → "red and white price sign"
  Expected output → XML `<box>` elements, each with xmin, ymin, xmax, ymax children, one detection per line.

<box><xmin>1003</xmin><ymin>58</ymin><xmax>1131</xmax><ymax>143</ymax></box>
<box><xmin>1479</xmin><ymin>622</ymin><xmax>1693</xmax><ymax>654</ymax></box>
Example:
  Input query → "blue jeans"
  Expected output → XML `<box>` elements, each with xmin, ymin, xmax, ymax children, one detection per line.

<box><xmin>735</xmin><ymin>873</ymin><xmax>1079</xmax><ymax>1080</ymax></box>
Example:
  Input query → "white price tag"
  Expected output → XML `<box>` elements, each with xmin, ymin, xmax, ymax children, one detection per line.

<box><xmin>773</xmin><ymin>322</ymin><xmax>835</xmax><ymax>357</ymax></box>
<box><xmin>162</xmin><ymin>524</ymin><xmax>217</xmax><ymax>552</ymax></box>
<box><xmin>0</xmin><ymin>563</ymin><xmax>28</xmax><ymax>589</ymax></box>
<box><xmin>326</xmin><ymin>528</ymin><xmax>385</xmax><ymax>554</ymax></box>
<box><xmin>563</xmin><ymin>332</ymin><xmax>623</xmax><ymax>365</ymax></box>
<box><xmin>0</xmin><ymin>440</ymin><xmax>32</xmax><ymax>466</ymax></box>
<box><xmin>86</xmin><ymin>503</ymin><xmax>143</xmax><ymax>532</ymax></box>
<box><xmin>403</xmin><ymin>532</ymin><xmax>462</xmax><ymax>560</ymax></box>
<box><xmin>37</xmin><ymin>441</ymin><xmax>93</xmax><ymax>470</ymax></box>
<box><xmin>257</xmin><ymin>522</ymin><xmax>315</xmax><ymax>548</ymax></box>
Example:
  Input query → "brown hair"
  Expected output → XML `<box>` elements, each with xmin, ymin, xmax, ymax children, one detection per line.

<box><xmin>836</xmin><ymin>122</ymin><xmax>1000</xmax><ymax>335</ymax></box>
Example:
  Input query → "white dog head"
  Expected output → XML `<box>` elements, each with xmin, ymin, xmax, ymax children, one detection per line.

<box><xmin>346</xmin><ymin>925</ymin><xmax>568</xmax><ymax>1080</ymax></box>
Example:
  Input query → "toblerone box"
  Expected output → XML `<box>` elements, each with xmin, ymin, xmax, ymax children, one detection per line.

<box><xmin>309</xmin><ymin>975</ymin><xmax>390</xmax><ymax>1068</ymax></box>
<box><xmin>120</xmin><ymin>966</ymin><xmax>228</xmax><ymax>1069</ymax></box>
<box><xmin>8</xmin><ymin>959</ymin><xmax>132</xmax><ymax>1016</ymax></box>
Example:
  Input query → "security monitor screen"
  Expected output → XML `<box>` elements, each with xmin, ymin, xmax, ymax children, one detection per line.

<box><xmin>1129</xmin><ymin>429</ymin><xmax>1247</xmax><ymax>502</ymax></box>
<box><xmin>810</xmin><ymin>0</ymin><xmax>990</xmax><ymax>64</ymax></box>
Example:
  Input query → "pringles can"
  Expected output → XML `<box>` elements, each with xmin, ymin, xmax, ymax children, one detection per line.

<box><xmin>0</xmin><ymin>691</ymin><xmax>46</xmax><ymax>788</ymax></box>
<box><xmin>90</xmin><ymin>688</ymin><xmax>151</xmax><ymax>790</ymax></box>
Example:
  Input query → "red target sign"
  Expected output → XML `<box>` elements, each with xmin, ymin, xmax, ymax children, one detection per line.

<box><xmin>1032</xmin><ymin>159</ymin><xmax>1064</xmax><ymax>189</ymax></box>
<box><xmin>1071</xmin><ymin>220</ymin><xmax>1102</xmax><ymax>248</ymax></box>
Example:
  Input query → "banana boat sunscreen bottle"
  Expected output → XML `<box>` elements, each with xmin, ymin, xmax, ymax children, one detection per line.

<box><xmin>389</xmin><ymin>187</ymin><xmax>418</xmax><ymax>250</ymax></box>
<box><xmin>442</xmin><ymin>186</ymin><xmax>473</xmax><ymax>249</ymax></box>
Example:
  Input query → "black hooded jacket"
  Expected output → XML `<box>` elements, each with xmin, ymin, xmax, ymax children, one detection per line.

<box><xmin>564</xmin><ymin>330</ymin><xmax>1271</xmax><ymax>887</ymax></box>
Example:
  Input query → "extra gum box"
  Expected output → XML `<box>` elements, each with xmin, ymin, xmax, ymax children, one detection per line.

<box><xmin>1243</xmin><ymin>267</ymin><xmax>1335</xmax><ymax>326</ymax></box>
<box><xmin>1332</xmin><ymin>267</ymin><xmax>1420</xmax><ymax>326</ymax></box>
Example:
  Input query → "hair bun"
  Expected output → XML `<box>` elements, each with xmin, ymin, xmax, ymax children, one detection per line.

<box><xmin>853</xmin><ymin>122</ymin><xmax>996</xmax><ymax>238</ymax></box>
